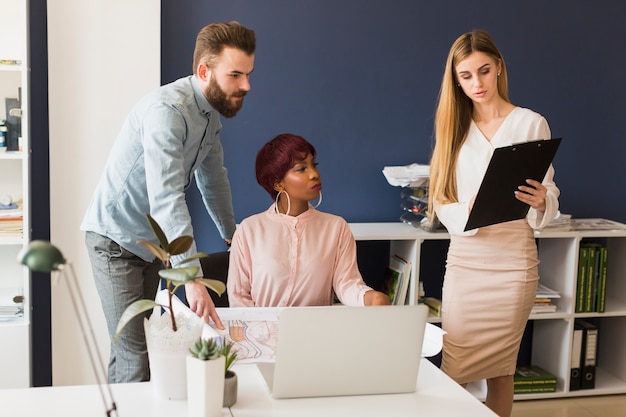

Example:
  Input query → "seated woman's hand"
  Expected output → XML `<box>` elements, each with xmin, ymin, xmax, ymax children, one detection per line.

<box><xmin>364</xmin><ymin>290</ymin><xmax>391</xmax><ymax>306</ymax></box>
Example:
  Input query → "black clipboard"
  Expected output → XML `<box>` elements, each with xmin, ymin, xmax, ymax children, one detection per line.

<box><xmin>464</xmin><ymin>138</ymin><xmax>562</xmax><ymax>231</ymax></box>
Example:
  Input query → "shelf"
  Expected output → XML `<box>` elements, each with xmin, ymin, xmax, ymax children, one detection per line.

<box><xmin>0</xmin><ymin>64</ymin><xmax>23</xmax><ymax>72</ymax></box>
<box><xmin>0</xmin><ymin>151</ymin><xmax>26</xmax><ymax>160</ymax></box>
<box><xmin>349</xmin><ymin>220</ymin><xmax>626</xmax><ymax>401</ymax></box>
<box><xmin>0</xmin><ymin>236</ymin><xmax>24</xmax><ymax>245</ymax></box>
<box><xmin>0</xmin><ymin>0</ymin><xmax>30</xmax><ymax>389</ymax></box>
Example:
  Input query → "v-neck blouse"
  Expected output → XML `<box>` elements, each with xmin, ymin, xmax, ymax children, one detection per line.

<box><xmin>435</xmin><ymin>107</ymin><xmax>560</xmax><ymax>235</ymax></box>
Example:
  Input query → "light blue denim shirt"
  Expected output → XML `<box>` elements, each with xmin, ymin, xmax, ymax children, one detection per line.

<box><xmin>81</xmin><ymin>75</ymin><xmax>236</xmax><ymax>267</ymax></box>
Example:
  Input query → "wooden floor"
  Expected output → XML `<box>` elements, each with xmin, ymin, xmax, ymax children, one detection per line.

<box><xmin>511</xmin><ymin>394</ymin><xmax>626</xmax><ymax>417</ymax></box>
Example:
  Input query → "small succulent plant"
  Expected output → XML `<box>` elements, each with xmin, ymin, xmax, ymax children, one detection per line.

<box><xmin>221</xmin><ymin>340</ymin><xmax>238</xmax><ymax>374</ymax></box>
<box><xmin>189</xmin><ymin>337</ymin><xmax>221</xmax><ymax>361</ymax></box>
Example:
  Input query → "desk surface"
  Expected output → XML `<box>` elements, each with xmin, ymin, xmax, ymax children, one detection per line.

<box><xmin>0</xmin><ymin>360</ymin><xmax>496</xmax><ymax>417</ymax></box>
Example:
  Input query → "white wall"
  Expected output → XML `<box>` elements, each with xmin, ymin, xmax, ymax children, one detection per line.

<box><xmin>47</xmin><ymin>0</ymin><xmax>160</xmax><ymax>385</ymax></box>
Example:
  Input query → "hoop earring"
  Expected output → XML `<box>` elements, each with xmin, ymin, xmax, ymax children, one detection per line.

<box><xmin>313</xmin><ymin>191</ymin><xmax>322</xmax><ymax>209</ymax></box>
<box><xmin>275</xmin><ymin>190</ymin><xmax>291</xmax><ymax>216</ymax></box>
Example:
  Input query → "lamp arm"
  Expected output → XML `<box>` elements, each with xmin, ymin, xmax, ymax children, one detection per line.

<box><xmin>63</xmin><ymin>263</ymin><xmax>118</xmax><ymax>416</ymax></box>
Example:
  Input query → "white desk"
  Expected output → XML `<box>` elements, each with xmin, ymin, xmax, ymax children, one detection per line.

<box><xmin>0</xmin><ymin>360</ymin><xmax>496</xmax><ymax>416</ymax></box>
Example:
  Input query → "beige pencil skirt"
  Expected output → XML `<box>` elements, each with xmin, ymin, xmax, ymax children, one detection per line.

<box><xmin>440</xmin><ymin>219</ymin><xmax>539</xmax><ymax>384</ymax></box>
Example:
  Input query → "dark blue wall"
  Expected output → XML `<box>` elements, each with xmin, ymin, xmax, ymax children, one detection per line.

<box><xmin>161</xmin><ymin>0</ymin><xmax>626</xmax><ymax>254</ymax></box>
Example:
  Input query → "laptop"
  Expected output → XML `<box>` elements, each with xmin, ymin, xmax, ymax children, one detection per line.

<box><xmin>257</xmin><ymin>304</ymin><xmax>429</xmax><ymax>399</ymax></box>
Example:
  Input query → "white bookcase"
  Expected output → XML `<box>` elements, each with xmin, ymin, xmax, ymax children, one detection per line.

<box><xmin>0</xmin><ymin>0</ymin><xmax>30</xmax><ymax>389</ymax></box>
<box><xmin>349</xmin><ymin>222</ymin><xmax>626</xmax><ymax>400</ymax></box>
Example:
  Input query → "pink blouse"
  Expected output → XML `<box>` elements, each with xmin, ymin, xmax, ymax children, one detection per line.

<box><xmin>227</xmin><ymin>204</ymin><xmax>372</xmax><ymax>307</ymax></box>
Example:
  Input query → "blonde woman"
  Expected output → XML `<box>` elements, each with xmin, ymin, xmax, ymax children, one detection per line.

<box><xmin>428</xmin><ymin>30</ymin><xmax>559</xmax><ymax>417</ymax></box>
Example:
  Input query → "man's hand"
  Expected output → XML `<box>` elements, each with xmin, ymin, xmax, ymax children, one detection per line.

<box><xmin>185</xmin><ymin>281</ymin><xmax>224</xmax><ymax>330</ymax></box>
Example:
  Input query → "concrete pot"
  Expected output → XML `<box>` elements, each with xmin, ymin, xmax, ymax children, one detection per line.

<box><xmin>223</xmin><ymin>370</ymin><xmax>238</xmax><ymax>407</ymax></box>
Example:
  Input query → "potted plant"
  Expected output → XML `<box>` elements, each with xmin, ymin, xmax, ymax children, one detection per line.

<box><xmin>113</xmin><ymin>213</ymin><xmax>226</xmax><ymax>399</ymax></box>
<box><xmin>220</xmin><ymin>340</ymin><xmax>239</xmax><ymax>407</ymax></box>
<box><xmin>187</xmin><ymin>337</ymin><xmax>226</xmax><ymax>417</ymax></box>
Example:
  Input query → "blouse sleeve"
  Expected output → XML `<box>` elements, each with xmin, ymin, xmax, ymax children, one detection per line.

<box><xmin>526</xmin><ymin>118</ymin><xmax>560</xmax><ymax>229</ymax></box>
<box><xmin>331</xmin><ymin>221</ymin><xmax>373</xmax><ymax>306</ymax></box>
<box><xmin>226</xmin><ymin>225</ymin><xmax>255</xmax><ymax>307</ymax></box>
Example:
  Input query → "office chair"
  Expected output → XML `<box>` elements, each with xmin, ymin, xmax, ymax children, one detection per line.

<box><xmin>200</xmin><ymin>251</ymin><xmax>230</xmax><ymax>307</ymax></box>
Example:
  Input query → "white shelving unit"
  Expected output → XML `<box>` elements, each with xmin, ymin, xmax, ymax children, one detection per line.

<box><xmin>0</xmin><ymin>0</ymin><xmax>30</xmax><ymax>389</ymax></box>
<box><xmin>349</xmin><ymin>222</ymin><xmax>626</xmax><ymax>400</ymax></box>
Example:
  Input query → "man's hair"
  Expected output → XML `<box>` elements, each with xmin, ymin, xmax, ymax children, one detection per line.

<box><xmin>192</xmin><ymin>21</ymin><xmax>256</xmax><ymax>74</ymax></box>
<box><xmin>256</xmin><ymin>134</ymin><xmax>317</xmax><ymax>200</ymax></box>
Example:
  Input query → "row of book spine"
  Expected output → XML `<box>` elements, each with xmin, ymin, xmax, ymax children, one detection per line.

<box><xmin>575</xmin><ymin>242</ymin><xmax>608</xmax><ymax>313</ymax></box>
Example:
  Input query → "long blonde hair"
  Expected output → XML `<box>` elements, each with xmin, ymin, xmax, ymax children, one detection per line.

<box><xmin>428</xmin><ymin>29</ymin><xmax>510</xmax><ymax>219</ymax></box>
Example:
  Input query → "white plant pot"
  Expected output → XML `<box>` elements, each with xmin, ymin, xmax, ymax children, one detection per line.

<box><xmin>186</xmin><ymin>355</ymin><xmax>225</xmax><ymax>417</ymax></box>
<box><xmin>144</xmin><ymin>313</ymin><xmax>202</xmax><ymax>400</ymax></box>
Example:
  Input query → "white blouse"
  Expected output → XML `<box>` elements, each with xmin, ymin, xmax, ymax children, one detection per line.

<box><xmin>435</xmin><ymin>107</ymin><xmax>560</xmax><ymax>236</ymax></box>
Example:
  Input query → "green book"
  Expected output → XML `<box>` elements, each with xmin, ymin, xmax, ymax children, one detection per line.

<box><xmin>382</xmin><ymin>266</ymin><xmax>401</xmax><ymax>303</ymax></box>
<box><xmin>595</xmin><ymin>246</ymin><xmax>608</xmax><ymax>313</ymax></box>
<box><xmin>514</xmin><ymin>365</ymin><xmax>557</xmax><ymax>386</ymax></box>
<box><xmin>575</xmin><ymin>246</ymin><xmax>588</xmax><ymax>313</ymax></box>
<box><xmin>581</xmin><ymin>243</ymin><xmax>597</xmax><ymax>312</ymax></box>
<box><xmin>514</xmin><ymin>385</ymin><xmax>557</xmax><ymax>394</ymax></box>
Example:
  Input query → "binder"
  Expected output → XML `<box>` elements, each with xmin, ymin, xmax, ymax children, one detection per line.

<box><xmin>464</xmin><ymin>138</ymin><xmax>562</xmax><ymax>231</ymax></box>
<box><xmin>569</xmin><ymin>323</ymin><xmax>583</xmax><ymax>391</ymax></box>
<box><xmin>576</xmin><ymin>319</ymin><xmax>598</xmax><ymax>390</ymax></box>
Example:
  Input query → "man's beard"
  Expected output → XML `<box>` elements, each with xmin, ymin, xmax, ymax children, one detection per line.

<box><xmin>206</xmin><ymin>75</ymin><xmax>246</xmax><ymax>118</ymax></box>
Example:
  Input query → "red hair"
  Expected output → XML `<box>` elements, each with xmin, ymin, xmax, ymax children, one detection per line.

<box><xmin>255</xmin><ymin>133</ymin><xmax>317</xmax><ymax>199</ymax></box>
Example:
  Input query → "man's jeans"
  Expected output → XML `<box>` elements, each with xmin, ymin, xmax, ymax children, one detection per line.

<box><xmin>85</xmin><ymin>231</ymin><xmax>161</xmax><ymax>383</ymax></box>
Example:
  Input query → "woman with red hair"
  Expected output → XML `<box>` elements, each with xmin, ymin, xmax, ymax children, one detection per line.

<box><xmin>227</xmin><ymin>133</ymin><xmax>389</xmax><ymax>307</ymax></box>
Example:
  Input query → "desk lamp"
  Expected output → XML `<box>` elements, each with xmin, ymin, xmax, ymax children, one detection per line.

<box><xmin>18</xmin><ymin>240</ymin><xmax>118</xmax><ymax>417</ymax></box>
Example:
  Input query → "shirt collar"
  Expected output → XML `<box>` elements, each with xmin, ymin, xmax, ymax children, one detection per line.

<box><xmin>266</xmin><ymin>203</ymin><xmax>317</xmax><ymax>225</ymax></box>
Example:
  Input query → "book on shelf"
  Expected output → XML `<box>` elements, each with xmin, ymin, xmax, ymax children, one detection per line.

<box><xmin>514</xmin><ymin>385</ymin><xmax>557</xmax><ymax>394</ymax></box>
<box><xmin>392</xmin><ymin>254</ymin><xmax>411</xmax><ymax>305</ymax></box>
<box><xmin>577</xmin><ymin>242</ymin><xmax>608</xmax><ymax>313</ymax></box>
<box><xmin>576</xmin><ymin>319</ymin><xmax>598</xmax><ymax>390</ymax></box>
<box><xmin>514</xmin><ymin>365</ymin><xmax>557</xmax><ymax>394</ymax></box>
<box><xmin>382</xmin><ymin>254</ymin><xmax>412</xmax><ymax>305</ymax></box>
<box><xmin>424</xmin><ymin>297</ymin><xmax>442</xmax><ymax>317</ymax></box>
<box><xmin>382</xmin><ymin>264</ymin><xmax>402</xmax><ymax>304</ymax></box>
<box><xmin>531</xmin><ymin>283</ymin><xmax>559</xmax><ymax>314</ymax></box>
<box><xmin>531</xmin><ymin>303</ymin><xmax>557</xmax><ymax>314</ymax></box>
<box><xmin>575</xmin><ymin>246</ymin><xmax>588</xmax><ymax>313</ymax></box>
<box><xmin>595</xmin><ymin>245</ymin><xmax>608</xmax><ymax>313</ymax></box>
<box><xmin>584</xmin><ymin>243</ymin><xmax>597</xmax><ymax>312</ymax></box>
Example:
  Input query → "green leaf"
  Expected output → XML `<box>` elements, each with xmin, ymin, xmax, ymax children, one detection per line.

<box><xmin>169</xmin><ymin>236</ymin><xmax>193</xmax><ymax>256</ymax></box>
<box><xmin>178</xmin><ymin>252</ymin><xmax>208</xmax><ymax>265</ymax></box>
<box><xmin>146</xmin><ymin>213</ymin><xmax>169</xmax><ymax>251</ymax></box>
<box><xmin>114</xmin><ymin>299</ymin><xmax>159</xmax><ymax>343</ymax></box>
<box><xmin>196</xmin><ymin>278</ymin><xmax>226</xmax><ymax>296</ymax></box>
<box><xmin>158</xmin><ymin>266</ymin><xmax>199</xmax><ymax>283</ymax></box>
<box><xmin>138</xmin><ymin>240</ymin><xmax>168</xmax><ymax>263</ymax></box>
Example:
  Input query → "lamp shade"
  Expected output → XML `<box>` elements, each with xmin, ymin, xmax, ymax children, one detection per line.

<box><xmin>18</xmin><ymin>240</ymin><xmax>67</xmax><ymax>272</ymax></box>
